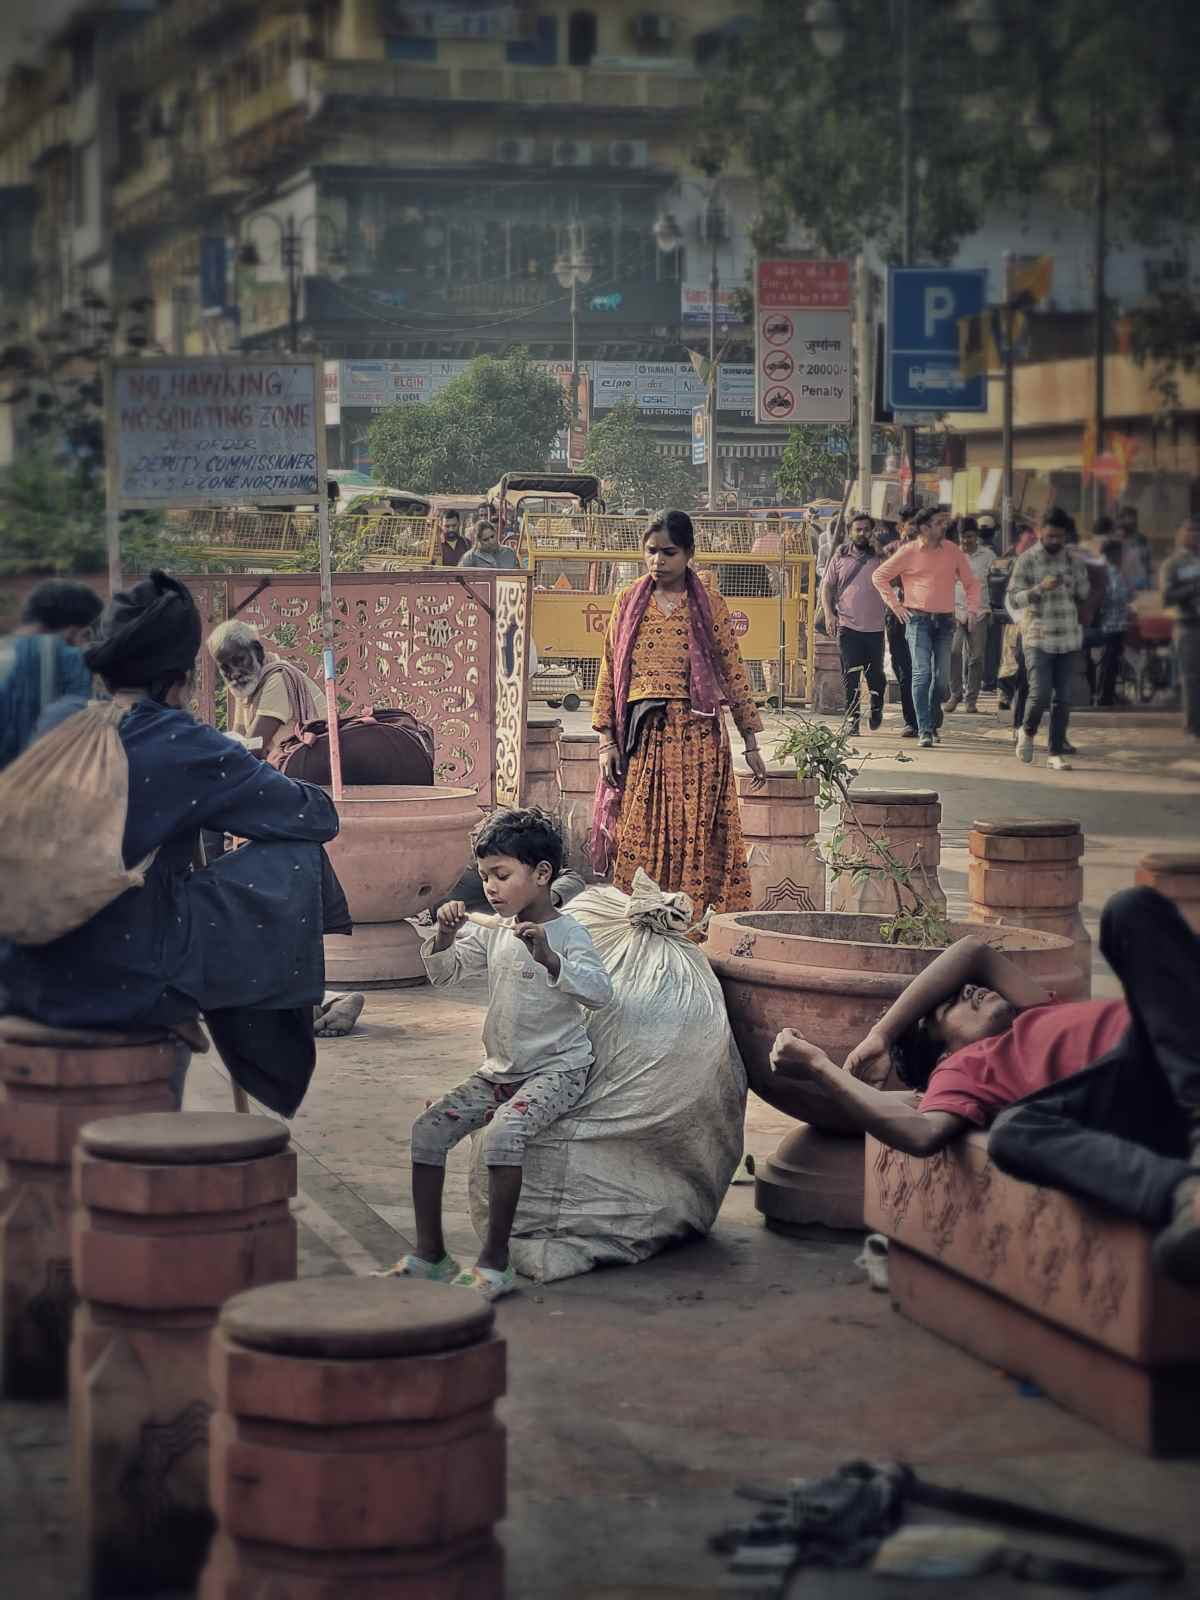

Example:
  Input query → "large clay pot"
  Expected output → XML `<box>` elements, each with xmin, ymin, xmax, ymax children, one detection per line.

<box><xmin>967</xmin><ymin>818</ymin><xmax>1091</xmax><ymax>995</ymax></box>
<box><xmin>1135</xmin><ymin>852</ymin><xmax>1200</xmax><ymax>934</ymax></box>
<box><xmin>324</xmin><ymin>785</ymin><xmax>479</xmax><ymax>987</ymax></box>
<box><xmin>707</xmin><ymin>909</ymin><xmax>1081</xmax><ymax>1077</ymax></box>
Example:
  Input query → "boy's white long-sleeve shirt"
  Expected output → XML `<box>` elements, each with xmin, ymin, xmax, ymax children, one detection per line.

<box><xmin>420</xmin><ymin>913</ymin><xmax>613</xmax><ymax>1084</ymax></box>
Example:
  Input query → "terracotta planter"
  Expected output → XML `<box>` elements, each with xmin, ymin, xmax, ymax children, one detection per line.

<box><xmin>324</xmin><ymin>785</ymin><xmax>479</xmax><ymax>987</ymax></box>
<box><xmin>707</xmin><ymin>909</ymin><xmax>1080</xmax><ymax>1078</ymax></box>
<box><xmin>812</xmin><ymin>635</ymin><xmax>845</xmax><ymax>714</ymax></box>
<box><xmin>200</xmin><ymin>1279</ymin><xmax>506</xmax><ymax>1599</ymax></box>
<box><xmin>967</xmin><ymin>818</ymin><xmax>1091</xmax><ymax>995</ymax></box>
<box><xmin>522</xmin><ymin>716</ymin><xmax>562</xmax><ymax>813</ymax></box>
<box><xmin>828</xmin><ymin>788</ymin><xmax>946</xmax><ymax>918</ymax></box>
<box><xmin>709</xmin><ymin>910</ymin><xmax>1079</xmax><ymax>1234</ymax></box>
<box><xmin>1135</xmin><ymin>852</ymin><xmax>1200</xmax><ymax>934</ymax></box>
<box><xmin>0</xmin><ymin>1021</ymin><xmax>177</xmax><ymax>1399</ymax></box>
<box><xmin>736</xmin><ymin>768</ymin><xmax>824</xmax><ymax>914</ymax></box>
<box><xmin>70</xmin><ymin>1112</ymin><xmax>297</xmax><ymax>1596</ymax></box>
<box><xmin>558</xmin><ymin>732</ymin><xmax>601</xmax><ymax>880</ymax></box>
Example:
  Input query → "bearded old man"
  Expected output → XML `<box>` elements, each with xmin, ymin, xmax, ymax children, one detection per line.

<box><xmin>207</xmin><ymin>619</ymin><xmax>324</xmax><ymax>757</ymax></box>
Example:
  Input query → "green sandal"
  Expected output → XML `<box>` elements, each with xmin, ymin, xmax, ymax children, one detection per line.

<box><xmin>452</xmin><ymin>1264</ymin><xmax>517</xmax><ymax>1301</ymax></box>
<box><xmin>370</xmin><ymin>1252</ymin><xmax>461</xmax><ymax>1283</ymax></box>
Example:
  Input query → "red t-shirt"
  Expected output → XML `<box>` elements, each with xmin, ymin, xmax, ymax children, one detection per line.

<box><xmin>919</xmin><ymin>1001</ymin><xmax>1130</xmax><ymax>1127</ymax></box>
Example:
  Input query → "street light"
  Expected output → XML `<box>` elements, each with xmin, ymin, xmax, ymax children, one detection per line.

<box><xmin>238</xmin><ymin>211</ymin><xmax>348</xmax><ymax>352</ymax></box>
<box><xmin>805</xmin><ymin>0</ymin><xmax>847</xmax><ymax>59</ymax></box>
<box><xmin>553</xmin><ymin>220</ymin><xmax>593</xmax><ymax>452</ymax></box>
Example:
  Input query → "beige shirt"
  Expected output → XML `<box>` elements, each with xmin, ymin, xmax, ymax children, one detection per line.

<box><xmin>231</xmin><ymin>658</ymin><xmax>323</xmax><ymax>753</ymax></box>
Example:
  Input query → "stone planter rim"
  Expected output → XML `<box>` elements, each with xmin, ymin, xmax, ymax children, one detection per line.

<box><xmin>218</xmin><ymin>1278</ymin><xmax>493</xmax><ymax>1360</ymax></box>
<box><xmin>844</xmin><ymin>787</ymin><xmax>939</xmax><ymax>804</ymax></box>
<box><xmin>973</xmin><ymin>816</ymin><xmax>1081</xmax><ymax>837</ymax></box>
<box><xmin>709</xmin><ymin>908</ymin><xmax>1073</xmax><ymax>960</ymax></box>
<box><xmin>325</xmin><ymin>783</ymin><xmax>477</xmax><ymax>806</ymax></box>
<box><xmin>79</xmin><ymin>1111</ymin><xmax>288</xmax><ymax>1164</ymax></box>
<box><xmin>1137</xmin><ymin>851</ymin><xmax>1200</xmax><ymax>874</ymax></box>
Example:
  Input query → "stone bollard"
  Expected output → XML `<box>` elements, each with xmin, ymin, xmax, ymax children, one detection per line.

<box><xmin>559</xmin><ymin>730</ymin><xmax>600</xmax><ymax>880</ymax></box>
<box><xmin>522</xmin><ymin>716</ymin><xmax>562</xmax><ymax>813</ymax></box>
<box><xmin>737</xmin><ymin>767</ymin><xmax>825</xmax><ymax>913</ymax></box>
<box><xmin>1135</xmin><ymin>853</ymin><xmax>1200</xmax><ymax>934</ymax></box>
<box><xmin>829</xmin><ymin>789</ymin><xmax>946</xmax><ymax>919</ymax></box>
<box><xmin>967</xmin><ymin>818</ymin><xmax>1091</xmax><ymax>996</ymax></box>
<box><xmin>71</xmin><ymin>1112</ymin><xmax>297</xmax><ymax>1596</ymax></box>
<box><xmin>0</xmin><ymin>1018</ymin><xmax>177</xmax><ymax>1399</ymax></box>
<box><xmin>812</xmin><ymin>634</ymin><xmax>846</xmax><ymax>715</ymax></box>
<box><xmin>200</xmin><ymin>1279</ymin><xmax>507</xmax><ymax>1599</ymax></box>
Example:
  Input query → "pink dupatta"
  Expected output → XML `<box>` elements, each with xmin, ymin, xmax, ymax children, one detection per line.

<box><xmin>591</xmin><ymin>569</ymin><xmax>731</xmax><ymax>875</ymax></box>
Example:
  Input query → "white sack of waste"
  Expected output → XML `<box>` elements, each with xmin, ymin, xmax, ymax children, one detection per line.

<box><xmin>469</xmin><ymin>869</ymin><xmax>748</xmax><ymax>1282</ymax></box>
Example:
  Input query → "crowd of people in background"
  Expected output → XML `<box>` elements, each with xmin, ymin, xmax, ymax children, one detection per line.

<box><xmin>816</xmin><ymin>499</ymin><xmax>1200</xmax><ymax>762</ymax></box>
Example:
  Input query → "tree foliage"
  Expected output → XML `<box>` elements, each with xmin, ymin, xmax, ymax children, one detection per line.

<box><xmin>367</xmin><ymin>348</ymin><xmax>567</xmax><ymax>492</ymax></box>
<box><xmin>0</xmin><ymin>447</ymin><xmax>169</xmax><ymax>578</ymax></box>
<box><xmin>777</xmin><ymin>426</ymin><xmax>854</xmax><ymax>505</ymax></box>
<box><xmin>580</xmin><ymin>398</ymin><xmax>699</xmax><ymax>512</ymax></box>
<box><xmin>709</xmin><ymin>2</ymin><xmax>1200</xmax><ymax>260</ymax></box>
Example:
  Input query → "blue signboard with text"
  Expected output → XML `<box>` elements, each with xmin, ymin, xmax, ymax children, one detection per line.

<box><xmin>886</xmin><ymin>267</ymin><xmax>987</xmax><ymax>412</ymax></box>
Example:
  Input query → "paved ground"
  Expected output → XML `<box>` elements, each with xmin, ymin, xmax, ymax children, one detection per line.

<box><xmin>3</xmin><ymin>694</ymin><xmax>1199</xmax><ymax>1597</ymax></box>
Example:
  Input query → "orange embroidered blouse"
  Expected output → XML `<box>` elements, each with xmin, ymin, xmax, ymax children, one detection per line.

<box><xmin>592</xmin><ymin>584</ymin><xmax>763</xmax><ymax>738</ymax></box>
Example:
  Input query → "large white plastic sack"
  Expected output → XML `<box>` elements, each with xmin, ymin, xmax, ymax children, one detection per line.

<box><xmin>469</xmin><ymin>870</ymin><xmax>748</xmax><ymax>1282</ymax></box>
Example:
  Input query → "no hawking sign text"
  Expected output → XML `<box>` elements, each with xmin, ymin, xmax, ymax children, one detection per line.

<box><xmin>112</xmin><ymin>360</ymin><xmax>321</xmax><ymax>504</ymax></box>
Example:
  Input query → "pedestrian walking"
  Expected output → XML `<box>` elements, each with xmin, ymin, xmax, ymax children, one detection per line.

<box><xmin>0</xmin><ymin>580</ymin><xmax>102</xmax><ymax>769</ymax></box>
<box><xmin>872</xmin><ymin>506</ymin><xmax>984</xmax><ymax>749</ymax></box>
<box><xmin>881</xmin><ymin>507</ymin><xmax>918</xmax><ymax>737</ymax></box>
<box><xmin>1160</xmin><ymin>515</ymin><xmax>1200</xmax><ymax>739</ymax></box>
<box><xmin>821</xmin><ymin>512</ymin><xmax>887</xmax><ymax>735</ymax></box>
<box><xmin>461</xmin><ymin>516</ymin><xmax>521</xmax><ymax>569</ymax></box>
<box><xmin>1091</xmin><ymin>538</ymin><xmax>1133</xmax><ymax>707</ymax></box>
<box><xmin>592</xmin><ymin>510</ymin><xmax>767</xmax><ymax>912</ymax></box>
<box><xmin>380</xmin><ymin>808</ymin><xmax>613</xmax><ymax>1301</ymax></box>
<box><xmin>945</xmin><ymin>517</ymin><xmax>995</xmax><ymax>713</ymax></box>
<box><xmin>1117</xmin><ymin>505</ymin><xmax>1153</xmax><ymax>593</ymax></box>
<box><xmin>438</xmin><ymin>509</ymin><xmax>470</xmax><ymax>567</ymax></box>
<box><xmin>1009</xmin><ymin>508</ymin><xmax>1090</xmax><ymax>771</ymax></box>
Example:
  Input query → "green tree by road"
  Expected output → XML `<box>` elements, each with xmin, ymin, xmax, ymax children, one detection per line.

<box><xmin>368</xmin><ymin>349</ymin><xmax>567</xmax><ymax>492</ymax></box>
<box><xmin>581</xmin><ymin>398</ymin><xmax>699</xmax><ymax>512</ymax></box>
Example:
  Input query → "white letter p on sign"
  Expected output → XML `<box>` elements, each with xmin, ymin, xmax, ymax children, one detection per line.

<box><xmin>924</xmin><ymin>286</ymin><xmax>955</xmax><ymax>338</ymax></box>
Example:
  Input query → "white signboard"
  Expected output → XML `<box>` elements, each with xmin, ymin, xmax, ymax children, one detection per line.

<box><xmin>324</xmin><ymin>359</ymin><xmax>341</xmax><ymax>426</ymax></box>
<box><xmin>108</xmin><ymin>356</ymin><xmax>323</xmax><ymax>508</ymax></box>
<box><xmin>681</xmin><ymin>280</ymin><xmax>743</xmax><ymax>326</ymax></box>
<box><xmin>755</xmin><ymin>258</ymin><xmax>852</xmax><ymax>426</ymax></box>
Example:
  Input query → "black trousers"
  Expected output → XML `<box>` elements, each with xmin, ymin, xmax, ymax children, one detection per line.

<box><xmin>990</xmin><ymin>887</ymin><xmax>1200</xmax><ymax>1227</ymax></box>
<box><xmin>838</xmin><ymin>627</ymin><xmax>885</xmax><ymax>723</ymax></box>
<box><xmin>1095</xmin><ymin>630</ymin><xmax>1125</xmax><ymax>706</ymax></box>
<box><xmin>884</xmin><ymin>611</ymin><xmax>917</xmax><ymax>730</ymax></box>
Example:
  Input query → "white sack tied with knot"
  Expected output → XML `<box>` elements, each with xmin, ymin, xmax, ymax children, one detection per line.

<box><xmin>0</xmin><ymin>701</ymin><xmax>156</xmax><ymax>945</ymax></box>
<box><xmin>469</xmin><ymin>869</ymin><xmax>747</xmax><ymax>1282</ymax></box>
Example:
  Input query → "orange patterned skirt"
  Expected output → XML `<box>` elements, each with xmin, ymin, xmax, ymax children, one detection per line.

<box><xmin>612</xmin><ymin>700</ymin><xmax>752</xmax><ymax>915</ymax></box>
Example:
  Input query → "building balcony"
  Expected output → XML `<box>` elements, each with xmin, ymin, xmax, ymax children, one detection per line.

<box><xmin>313</xmin><ymin>58</ymin><xmax>706</xmax><ymax>116</ymax></box>
<box><xmin>112</xmin><ymin>149</ymin><xmax>209</xmax><ymax>231</ymax></box>
<box><xmin>109</xmin><ymin>0</ymin><xmax>271</xmax><ymax>89</ymax></box>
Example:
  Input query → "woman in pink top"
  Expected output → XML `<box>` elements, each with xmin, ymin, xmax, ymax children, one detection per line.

<box><xmin>871</xmin><ymin>507</ymin><xmax>983</xmax><ymax>746</ymax></box>
<box><xmin>760</xmin><ymin>885</ymin><xmax>1200</xmax><ymax>1286</ymax></box>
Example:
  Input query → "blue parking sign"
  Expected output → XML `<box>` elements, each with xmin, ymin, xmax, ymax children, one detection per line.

<box><xmin>886</xmin><ymin>267</ymin><xmax>987</xmax><ymax>412</ymax></box>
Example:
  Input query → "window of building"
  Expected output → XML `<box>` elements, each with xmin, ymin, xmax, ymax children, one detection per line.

<box><xmin>507</xmin><ymin>16</ymin><xmax>557</xmax><ymax>66</ymax></box>
<box><xmin>567</xmin><ymin>11</ymin><xmax>597</xmax><ymax>67</ymax></box>
<box><xmin>386</xmin><ymin>36</ymin><xmax>437</xmax><ymax>61</ymax></box>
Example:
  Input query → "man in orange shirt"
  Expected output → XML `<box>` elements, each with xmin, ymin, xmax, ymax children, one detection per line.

<box><xmin>872</xmin><ymin>506</ymin><xmax>984</xmax><ymax>747</ymax></box>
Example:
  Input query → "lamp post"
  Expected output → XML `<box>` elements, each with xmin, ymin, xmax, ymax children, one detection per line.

<box><xmin>238</xmin><ymin>212</ymin><xmax>347</xmax><ymax>352</ymax></box>
<box><xmin>654</xmin><ymin>191</ymin><xmax>727</xmax><ymax>511</ymax></box>
<box><xmin>553</xmin><ymin>221</ymin><xmax>593</xmax><ymax>459</ymax></box>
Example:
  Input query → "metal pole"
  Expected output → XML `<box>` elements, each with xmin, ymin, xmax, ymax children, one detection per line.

<box><xmin>570</xmin><ymin>272</ymin><xmax>578</xmax><ymax>436</ymax></box>
<box><xmin>900</xmin><ymin>0</ymin><xmax>917</xmax><ymax>504</ymax></box>
<box><xmin>286</xmin><ymin>217</ymin><xmax>299</xmax><ymax>354</ymax></box>
<box><xmin>856</xmin><ymin>253</ymin><xmax>872</xmax><ymax>516</ymax></box>
<box><xmin>316</xmin><ymin>492</ymin><xmax>343</xmax><ymax>802</ymax></box>
<box><xmin>1001</xmin><ymin>250</ymin><xmax>1014</xmax><ymax>552</ymax></box>
<box><xmin>1092</xmin><ymin>104</ymin><xmax>1107</xmax><ymax>530</ymax></box>
<box><xmin>708</xmin><ymin>224</ymin><xmax>718</xmax><ymax>511</ymax></box>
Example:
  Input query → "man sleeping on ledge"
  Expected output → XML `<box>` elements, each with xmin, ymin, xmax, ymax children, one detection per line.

<box><xmin>762</xmin><ymin>886</ymin><xmax>1200</xmax><ymax>1287</ymax></box>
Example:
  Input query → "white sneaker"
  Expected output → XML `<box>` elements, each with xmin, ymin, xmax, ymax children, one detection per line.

<box><xmin>1016</xmin><ymin>732</ymin><xmax>1035</xmax><ymax>764</ymax></box>
<box><xmin>1047</xmin><ymin>754</ymin><xmax>1072</xmax><ymax>771</ymax></box>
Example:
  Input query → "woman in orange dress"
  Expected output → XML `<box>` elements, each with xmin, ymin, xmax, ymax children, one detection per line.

<box><xmin>591</xmin><ymin>510</ymin><xmax>768</xmax><ymax>913</ymax></box>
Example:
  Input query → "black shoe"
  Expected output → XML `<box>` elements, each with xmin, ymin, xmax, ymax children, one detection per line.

<box><xmin>869</xmin><ymin>709</ymin><xmax>883</xmax><ymax>731</ymax></box>
<box><xmin>900</xmin><ymin>725</ymin><xmax>918</xmax><ymax>738</ymax></box>
<box><xmin>846</xmin><ymin>722</ymin><xmax>861</xmax><ymax>737</ymax></box>
<box><xmin>997</xmin><ymin>700</ymin><xmax>1011</xmax><ymax>711</ymax></box>
<box><xmin>1061</xmin><ymin>740</ymin><xmax>1078</xmax><ymax>756</ymax></box>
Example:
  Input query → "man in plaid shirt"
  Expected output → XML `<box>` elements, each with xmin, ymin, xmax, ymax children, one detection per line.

<box><xmin>1009</xmin><ymin>508</ymin><xmax>1090</xmax><ymax>770</ymax></box>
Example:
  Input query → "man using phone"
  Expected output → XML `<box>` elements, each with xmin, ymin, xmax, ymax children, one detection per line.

<box><xmin>1008</xmin><ymin>508</ymin><xmax>1090</xmax><ymax>771</ymax></box>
